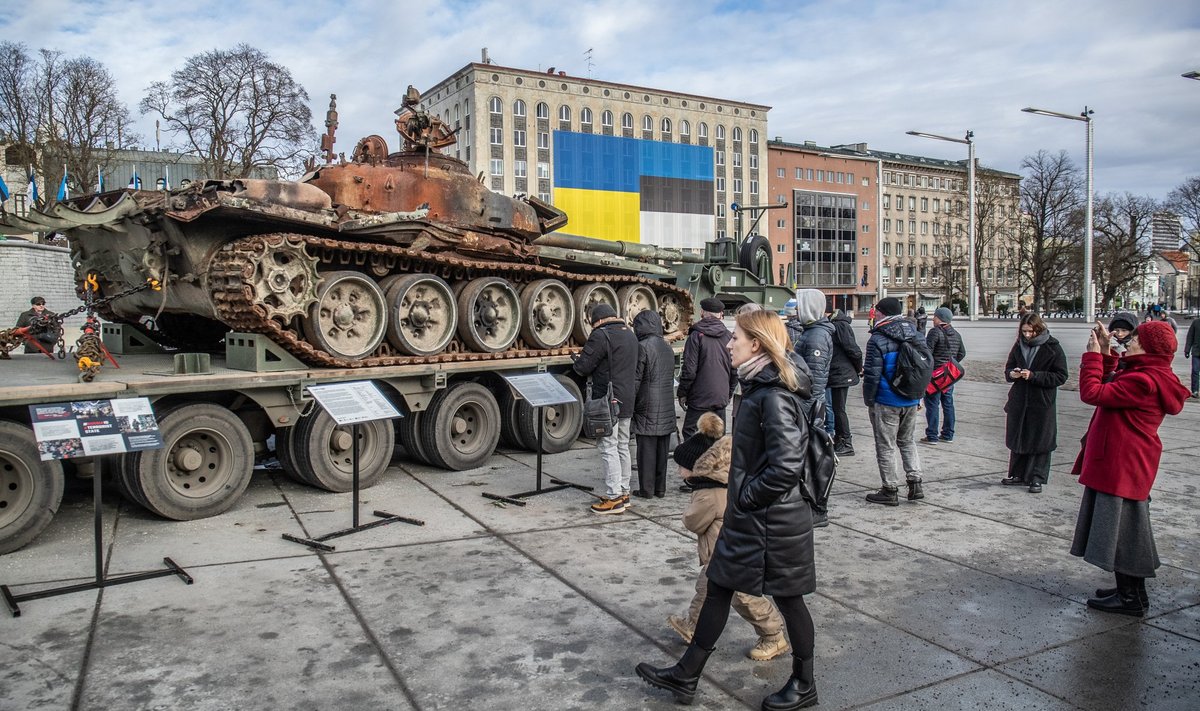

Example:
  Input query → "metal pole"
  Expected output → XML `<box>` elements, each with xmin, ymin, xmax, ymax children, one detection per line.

<box><xmin>1083</xmin><ymin>109</ymin><xmax>1095</xmax><ymax>323</ymax></box>
<box><xmin>967</xmin><ymin>134</ymin><xmax>978</xmax><ymax>321</ymax></box>
<box><xmin>93</xmin><ymin>465</ymin><xmax>104</xmax><ymax>584</ymax></box>
<box><xmin>351</xmin><ymin>423</ymin><xmax>360</xmax><ymax>529</ymax></box>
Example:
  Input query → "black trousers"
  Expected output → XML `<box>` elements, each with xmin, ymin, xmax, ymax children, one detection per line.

<box><xmin>693</xmin><ymin>579</ymin><xmax>815</xmax><ymax>660</ymax></box>
<box><xmin>830</xmin><ymin>387</ymin><xmax>851</xmax><ymax>443</ymax></box>
<box><xmin>636</xmin><ymin>434</ymin><xmax>671</xmax><ymax>495</ymax></box>
<box><xmin>1008</xmin><ymin>451</ymin><xmax>1052</xmax><ymax>485</ymax></box>
<box><xmin>682</xmin><ymin>406</ymin><xmax>725</xmax><ymax>440</ymax></box>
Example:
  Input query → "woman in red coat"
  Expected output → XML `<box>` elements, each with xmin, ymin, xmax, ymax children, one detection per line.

<box><xmin>1071</xmin><ymin>320</ymin><xmax>1190</xmax><ymax>616</ymax></box>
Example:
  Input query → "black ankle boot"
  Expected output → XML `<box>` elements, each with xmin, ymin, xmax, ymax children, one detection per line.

<box><xmin>906</xmin><ymin>480</ymin><xmax>924</xmax><ymax>501</ymax></box>
<box><xmin>635</xmin><ymin>644</ymin><xmax>714</xmax><ymax>705</ymax></box>
<box><xmin>762</xmin><ymin>656</ymin><xmax>818</xmax><ymax>710</ymax></box>
<box><xmin>1087</xmin><ymin>573</ymin><xmax>1145</xmax><ymax>617</ymax></box>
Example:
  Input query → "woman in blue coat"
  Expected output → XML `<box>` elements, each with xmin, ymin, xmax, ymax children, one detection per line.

<box><xmin>636</xmin><ymin>309</ymin><xmax>820</xmax><ymax>710</ymax></box>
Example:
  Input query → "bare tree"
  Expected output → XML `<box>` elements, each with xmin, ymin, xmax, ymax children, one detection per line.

<box><xmin>1166</xmin><ymin>176</ymin><xmax>1200</xmax><ymax>258</ymax></box>
<box><xmin>0</xmin><ymin>42</ymin><xmax>39</xmax><ymax>165</ymax></box>
<box><xmin>141</xmin><ymin>44</ymin><xmax>316</xmax><ymax>179</ymax></box>
<box><xmin>1018</xmin><ymin>150</ymin><xmax>1085</xmax><ymax>311</ymax></box>
<box><xmin>1092</xmin><ymin>192</ymin><xmax>1155</xmax><ymax>308</ymax></box>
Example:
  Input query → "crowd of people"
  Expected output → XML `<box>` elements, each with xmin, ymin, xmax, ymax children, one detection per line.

<box><xmin>568</xmin><ymin>293</ymin><xmax>1191</xmax><ymax>709</ymax></box>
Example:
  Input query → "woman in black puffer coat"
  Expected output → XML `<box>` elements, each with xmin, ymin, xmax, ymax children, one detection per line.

<box><xmin>632</xmin><ymin>310</ymin><xmax>677</xmax><ymax>497</ymax></box>
<box><xmin>637</xmin><ymin>310</ymin><xmax>820</xmax><ymax>711</ymax></box>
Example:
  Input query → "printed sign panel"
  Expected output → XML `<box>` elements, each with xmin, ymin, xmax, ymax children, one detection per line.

<box><xmin>306</xmin><ymin>381</ymin><xmax>401</xmax><ymax>425</ymax></box>
<box><xmin>503</xmin><ymin>373</ymin><xmax>578</xmax><ymax>407</ymax></box>
<box><xmin>29</xmin><ymin>398</ymin><xmax>162</xmax><ymax>461</ymax></box>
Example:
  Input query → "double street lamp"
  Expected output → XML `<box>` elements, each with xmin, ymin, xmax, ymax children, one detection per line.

<box><xmin>906</xmin><ymin>130</ymin><xmax>977</xmax><ymax>321</ymax></box>
<box><xmin>1021</xmin><ymin>106</ymin><xmax>1095</xmax><ymax>322</ymax></box>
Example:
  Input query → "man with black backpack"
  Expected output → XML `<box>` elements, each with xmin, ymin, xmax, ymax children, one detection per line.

<box><xmin>862</xmin><ymin>297</ymin><xmax>930</xmax><ymax>506</ymax></box>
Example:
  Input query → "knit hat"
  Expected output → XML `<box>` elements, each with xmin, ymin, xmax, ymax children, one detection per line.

<box><xmin>1135</xmin><ymin>321</ymin><xmax>1176</xmax><ymax>356</ymax></box>
<box><xmin>876</xmin><ymin>297</ymin><xmax>903</xmax><ymax>317</ymax></box>
<box><xmin>673</xmin><ymin>412</ymin><xmax>724</xmax><ymax>470</ymax></box>
<box><xmin>589</xmin><ymin>303</ymin><xmax>617</xmax><ymax>325</ymax></box>
<box><xmin>934</xmin><ymin>307</ymin><xmax>953</xmax><ymax>323</ymax></box>
<box><xmin>1108</xmin><ymin>311</ymin><xmax>1138</xmax><ymax>332</ymax></box>
<box><xmin>699</xmin><ymin>297</ymin><xmax>724</xmax><ymax>314</ymax></box>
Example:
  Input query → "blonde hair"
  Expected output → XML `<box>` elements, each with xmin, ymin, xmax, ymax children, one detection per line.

<box><xmin>735</xmin><ymin>310</ymin><xmax>800</xmax><ymax>392</ymax></box>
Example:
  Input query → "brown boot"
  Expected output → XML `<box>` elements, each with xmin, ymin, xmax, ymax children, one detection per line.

<box><xmin>748</xmin><ymin>633</ymin><xmax>791</xmax><ymax>661</ymax></box>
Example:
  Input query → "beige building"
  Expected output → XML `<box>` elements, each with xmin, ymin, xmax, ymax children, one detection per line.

<box><xmin>418</xmin><ymin>54</ymin><xmax>769</xmax><ymax>249</ymax></box>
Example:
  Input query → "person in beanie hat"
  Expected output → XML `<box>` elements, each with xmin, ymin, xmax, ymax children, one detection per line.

<box><xmin>574</xmin><ymin>301</ymin><xmax>638</xmax><ymax>513</ymax></box>
<box><xmin>999</xmin><ymin>313</ymin><xmax>1068</xmax><ymax>493</ymax></box>
<box><xmin>862</xmin><ymin>297</ymin><xmax>926</xmax><ymax>505</ymax></box>
<box><xmin>922</xmin><ymin>307</ymin><xmax>966</xmax><ymax>444</ymax></box>
<box><xmin>677</xmin><ymin>296</ymin><xmax>735</xmax><ymax>439</ymax></box>
<box><xmin>1107</xmin><ymin>311</ymin><xmax>1139</xmax><ymax>357</ymax></box>
<box><xmin>1071</xmin><ymin>319</ymin><xmax>1190</xmax><ymax>616</ymax></box>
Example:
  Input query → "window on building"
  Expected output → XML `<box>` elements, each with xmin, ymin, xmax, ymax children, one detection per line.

<box><xmin>680</xmin><ymin>120</ymin><xmax>690</xmax><ymax>136</ymax></box>
<box><xmin>795</xmin><ymin>167</ymin><xmax>803</xmax><ymax>179</ymax></box>
<box><xmin>816</xmin><ymin>170</ymin><xmax>824</xmax><ymax>182</ymax></box>
<box><xmin>897</xmin><ymin>220</ymin><xmax>904</xmax><ymax>235</ymax></box>
<box><xmin>580</xmin><ymin>107</ymin><xmax>593</xmax><ymax>125</ymax></box>
<box><xmin>862</xmin><ymin>247</ymin><xmax>870</xmax><ymax>255</ymax></box>
<box><xmin>733</xmin><ymin>178</ymin><xmax>742</xmax><ymax>193</ymax></box>
<box><xmin>558</xmin><ymin>105</ymin><xmax>571</xmax><ymax>122</ymax></box>
<box><xmin>749</xmin><ymin>129</ymin><xmax>758</xmax><ymax>144</ymax></box>
<box><xmin>732</xmin><ymin>126</ymin><xmax>742</xmax><ymax>141</ymax></box>
<box><xmin>895</xmin><ymin>194</ymin><xmax>902</xmax><ymax>207</ymax></box>
<box><xmin>933</xmin><ymin>222</ymin><xmax>941</xmax><ymax>236</ymax></box>
<box><xmin>601</xmin><ymin>110</ymin><xmax>613</xmax><ymax>128</ymax></box>
<box><xmin>836</xmin><ymin>172</ymin><xmax>844</xmax><ymax>183</ymax></box>
<box><xmin>908</xmin><ymin>196</ymin><xmax>916</xmax><ymax>211</ymax></box>
<box><xmin>903</xmin><ymin>174</ymin><xmax>911</xmax><ymax>186</ymax></box>
<box><xmin>513</xmin><ymin>129</ymin><xmax>526</xmax><ymax>147</ymax></box>
<box><xmin>862</xmin><ymin>200</ymin><xmax>870</xmax><ymax>210</ymax></box>
<box><xmin>933</xmin><ymin>199</ymin><xmax>940</xmax><ymax>212</ymax></box>
<box><xmin>698</xmin><ymin>122</ymin><xmax>708</xmax><ymax>138</ymax></box>
<box><xmin>537</xmin><ymin>162</ymin><xmax>549</xmax><ymax>179</ymax></box>
<box><xmin>777</xmin><ymin>243</ymin><xmax>785</xmax><ymax>252</ymax></box>
<box><xmin>882</xmin><ymin>195</ymin><xmax>890</xmax><ymax>209</ymax></box>
<box><xmin>490</xmin><ymin>159</ymin><xmax>503</xmax><ymax>176</ymax></box>
<box><xmin>514</xmin><ymin>160</ymin><xmax>527</xmax><ymax>178</ymax></box>
<box><xmin>921</xmin><ymin>243</ymin><xmax>928</xmax><ymax>256</ymax></box>
<box><xmin>749</xmin><ymin>179</ymin><xmax>758</xmax><ymax>194</ymax></box>
<box><xmin>777</xmin><ymin>194</ymin><xmax>786</xmax><ymax>203</ymax></box>
<box><xmin>537</xmin><ymin>132</ymin><xmax>549</xmax><ymax>149</ymax></box>
<box><xmin>806</xmin><ymin>168</ymin><xmax>813</xmax><ymax>180</ymax></box>
<box><xmin>489</xmin><ymin>96</ymin><xmax>502</xmax><ymax>114</ymax></box>
<box><xmin>848</xmin><ymin>172</ymin><xmax>854</xmax><ymax>184</ymax></box>
<box><xmin>777</xmin><ymin>168</ymin><xmax>785</xmax><ymax>178</ymax></box>
<box><xmin>513</xmin><ymin>99</ymin><xmax>526</xmax><ymax>116</ymax></box>
<box><xmin>732</xmin><ymin>153</ymin><xmax>742</xmax><ymax>168</ymax></box>
<box><xmin>716</xmin><ymin>203</ymin><xmax>725</xmax><ymax>217</ymax></box>
<box><xmin>538</xmin><ymin>192</ymin><xmax>551</xmax><ymax>203</ymax></box>
<box><xmin>621</xmin><ymin>112</ymin><xmax>633</xmax><ymax>130</ymax></box>
<box><xmin>716</xmin><ymin>177</ymin><xmax>726</xmax><ymax>191</ymax></box>
<box><xmin>908</xmin><ymin>243</ymin><xmax>916</xmax><ymax>257</ymax></box>
<box><xmin>909</xmin><ymin>220</ymin><xmax>916</xmax><ymax>234</ymax></box>
<box><xmin>921</xmin><ymin>221</ymin><xmax>928</xmax><ymax>235</ymax></box>
<box><xmin>883</xmin><ymin>242</ymin><xmax>891</xmax><ymax>255</ymax></box>
<box><xmin>884</xmin><ymin>171</ymin><xmax>892</xmax><ymax>183</ymax></box>
<box><xmin>490</xmin><ymin>127</ymin><xmax>502</xmax><ymax>145</ymax></box>
<box><xmin>716</xmin><ymin>150</ymin><xmax>725</xmax><ymax>166</ymax></box>
<box><xmin>777</xmin><ymin>219</ymin><xmax>786</xmax><ymax>228</ymax></box>
<box><xmin>716</xmin><ymin>125</ymin><xmax>726</xmax><ymax>139</ymax></box>
<box><xmin>749</xmin><ymin>153</ymin><xmax>758</xmax><ymax>169</ymax></box>
<box><xmin>862</xmin><ymin>176</ymin><xmax>869</xmax><ymax>187</ymax></box>
<box><xmin>861</xmin><ymin>225</ymin><xmax>869</xmax><ymax>233</ymax></box>
<box><xmin>921</xmin><ymin>197</ymin><xmax>928</xmax><ymax>212</ymax></box>
<box><xmin>536</xmin><ymin>102</ymin><xmax>548</xmax><ymax>119</ymax></box>
<box><xmin>642</xmin><ymin>115</ymin><xmax>653</xmax><ymax>131</ymax></box>
<box><xmin>661</xmin><ymin>117</ymin><xmax>671</xmax><ymax>133</ymax></box>
<box><xmin>883</xmin><ymin>218</ymin><xmax>891</xmax><ymax>233</ymax></box>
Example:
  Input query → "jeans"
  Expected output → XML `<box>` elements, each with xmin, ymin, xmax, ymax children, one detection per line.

<box><xmin>1191</xmin><ymin>355</ymin><xmax>1199</xmax><ymax>393</ymax></box>
<box><xmin>869</xmin><ymin>404</ymin><xmax>923</xmax><ymax>488</ymax></box>
<box><xmin>598</xmin><ymin>417</ymin><xmax>632</xmax><ymax>498</ymax></box>
<box><xmin>824</xmin><ymin>387</ymin><xmax>835</xmax><ymax>435</ymax></box>
<box><xmin>923</xmin><ymin>384</ymin><xmax>956</xmax><ymax>440</ymax></box>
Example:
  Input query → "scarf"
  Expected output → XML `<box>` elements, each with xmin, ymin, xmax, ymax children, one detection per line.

<box><xmin>737</xmin><ymin>353</ymin><xmax>772</xmax><ymax>382</ymax></box>
<box><xmin>1018</xmin><ymin>330</ymin><xmax>1050</xmax><ymax>368</ymax></box>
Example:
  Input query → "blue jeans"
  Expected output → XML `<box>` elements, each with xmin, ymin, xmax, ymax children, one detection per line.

<box><xmin>824</xmin><ymin>387</ymin><xmax>835</xmax><ymax>434</ymax></box>
<box><xmin>924</xmin><ymin>384</ymin><xmax>955</xmax><ymax>440</ymax></box>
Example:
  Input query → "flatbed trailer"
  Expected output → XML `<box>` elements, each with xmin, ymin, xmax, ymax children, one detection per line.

<box><xmin>0</xmin><ymin>344</ymin><xmax>586</xmax><ymax>554</ymax></box>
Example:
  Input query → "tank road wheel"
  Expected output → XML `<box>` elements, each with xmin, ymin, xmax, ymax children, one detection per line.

<box><xmin>617</xmin><ymin>284</ymin><xmax>659</xmax><ymax>324</ymax></box>
<box><xmin>385</xmin><ymin>274</ymin><xmax>458</xmax><ymax>356</ymax></box>
<box><xmin>291</xmin><ymin>408</ymin><xmax>395</xmax><ymax>492</ymax></box>
<box><xmin>457</xmin><ymin>277</ymin><xmax>521</xmax><ymax>353</ymax></box>
<box><xmin>519</xmin><ymin>279</ymin><xmax>575</xmax><ymax>349</ymax></box>
<box><xmin>0</xmin><ymin>420</ymin><xmax>65</xmax><ymax>554</ymax></box>
<box><xmin>419</xmin><ymin>382</ymin><xmax>501</xmax><ymax>471</ymax></box>
<box><xmin>302</xmin><ymin>271</ymin><xmax>388</xmax><ymax>360</ymax></box>
<box><xmin>571</xmin><ymin>283</ymin><xmax>619</xmax><ymax>343</ymax></box>
<box><xmin>516</xmin><ymin>374</ymin><xmax>583</xmax><ymax>454</ymax></box>
<box><xmin>249</xmin><ymin>235</ymin><xmax>321</xmax><ymax>323</ymax></box>
<box><xmin>658</xmin><ymin>293</ymin><xmax>687</xmax><ymax>335</ymax></box>
<box><xmin>125</xmin><ymin>404</ymin><xmax>254</xmax><ymax>520</ymax></box>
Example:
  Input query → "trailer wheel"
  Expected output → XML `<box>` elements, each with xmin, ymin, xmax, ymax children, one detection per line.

<box><xmin>126</xmin><ymin>403</ymin><xmax>255</xmax><ymax>520</ymax></box>
<box><xmin>516</xmin><ymin>374</ymin><xmax>582</xmax><ymax>454</ymax></box>
<box><xmin>0</xmin><ymin>420</ymin><xmax>65</xmax><ymax>554</ymax></box>
<box><xmin>291</xmin><ymin>408</ymin><xmax>394</xmax><ymax>492</ymax></box>
<box><xmin>272</xmin><ymin>425</ymin><xmax>314</xmax><ymax>486</ymax></box>
<box><xmin>496</xmin><ymin>384</ymin><xmax>524</xmax><ymax>449</ymax></box>
<box><xmin>396</xmin><ymin>409</ymin><xmax>434</xmax><ymax>465</ymax></box>
<box><xmin>419</xmin><ymin>381</ymin><xmax>500</xmax><ymax>471</ymax></box>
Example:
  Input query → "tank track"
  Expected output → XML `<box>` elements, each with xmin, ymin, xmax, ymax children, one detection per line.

<box><xmin>207</xmin><ymin>232</ymin><xmax>693</xmax><ymax>369</ymax></box>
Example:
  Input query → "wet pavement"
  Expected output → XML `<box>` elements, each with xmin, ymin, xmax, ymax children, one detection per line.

<box><xmin>1</xmin><ymin>335</ymin><xmax>1198</xmax><ymax>710</ymax></box>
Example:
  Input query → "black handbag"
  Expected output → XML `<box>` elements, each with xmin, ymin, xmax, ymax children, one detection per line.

<box><xmin>582</xmin><ymin>331</ymin><xmax>617</xmax><ymax>438</ymax></box>
<box><xmin>801</xmin><ymin>397</ymin><xmax>838</xmax><ymax>514</ymax></box>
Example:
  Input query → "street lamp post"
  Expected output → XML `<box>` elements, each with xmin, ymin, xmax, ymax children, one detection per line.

<box><xmin>906</xmin><ymin>130</ymin><xmax>977</xmax><ymax>321</ymax></box>
<box><xmin>1021</xmin><ymin>106</ymin><xmax>1095</xmax><ymax>322</ymax></box>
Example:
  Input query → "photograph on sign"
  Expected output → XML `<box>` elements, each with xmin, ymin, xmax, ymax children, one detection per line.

<box><xmin>503</xmin><ymin>373</ymin><xmax>578</xmax><ymax>407</ymax></box>
<box><xmin>307</xmin><ymin>381</ymin><xmax>401</xmax><ymax>425</ymax></box>
<box><xmin>29</xmin><ymin>397</ymin><xmax>162</xmax><ymax>461</ymax></box>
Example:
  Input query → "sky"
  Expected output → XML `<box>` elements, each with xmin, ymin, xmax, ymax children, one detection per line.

<box><xmin>3</xmin><ymin>0</ymin><xmax>1198</xmax><ymax>201</ymax></box>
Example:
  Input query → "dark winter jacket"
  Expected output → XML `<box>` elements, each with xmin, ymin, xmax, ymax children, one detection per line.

<box><xmin>827</xmin><ymin>313</ymin><xmax>862</xmax><ymax>389</ymax></box>
<box><xmin>14</xmin><ymin>307</ymin><xmax>59</xmax><ymax>353</ymax></box>
<box><xmin>916</xmin><ymin>309</ymin><xmax>928</xmax><ymax>334</ymax></box>
<box><xmin>926</xmin><ymin>323</ymin><xmax>965</xmax><ymax>367</ymax></box>
<box><xmin>631</xmin><ymin>311</ymin><xmax>677</xmax><ymax>436</ymax></box>
<box><xmin>1003</xmin><ymin>333</ymin><xmax>1068</xmax><ymax>454</ymax></box>
<box><xmin>794</xmin><ymin>318</ymin><xmax>834</xmax><ymax>415</ymax></box>
<box><xmin>1185</xmin><ymin>319</ymin><xmax>1200</xmax><ymax>359</ymax></box>
<box><xmin>1071</xmin><ymin>352</ymin><xmax>1190</xmax><ymax>500</ymax></box>
<box><xmin>573</xmin><ymin>317</ymin><xmax>639</xmax><ymax>419</ymax></box>
<box><xmin>677</xmin><ymin>316</ymin><xmax>735</xmax><ymax>410</ymax></box>
<box><xmin>784</xmin><ymin>319</ymin><xmax>804</xmax><ymax>350</ymax></box>
<box><xmin>706</xmin><ymin>355</ymin><xmax>816</xmax><ymax>597</ymax></box>
<box><xmin>862</xmin><ymin>316</ymin><xmax>924</xmax><ymax>407</ymax></box>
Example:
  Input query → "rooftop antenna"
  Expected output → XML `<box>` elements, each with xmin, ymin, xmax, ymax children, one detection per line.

<box><xmin>584</xmin><ymin>48</ymin><xmax>594</xmax><ymax>76</ymax></box>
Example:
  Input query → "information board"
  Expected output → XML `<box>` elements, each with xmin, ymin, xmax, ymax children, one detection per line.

<box><xmin>306</xmin><ymin>381</ymin><xmax>401</xmax><ymax>425</ymax></box>
<box><xmin>29</xmin><ymin>397</ymin><xmax>163</xmax><ymax>461</ymax></box>
<box><xmin>503</xmin><ymin>373</ymin><xmax>578</xmax><ymax>407</ymax></box>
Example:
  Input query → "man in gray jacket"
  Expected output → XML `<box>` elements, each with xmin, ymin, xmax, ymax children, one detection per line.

<box><xmin>792</xmin><ymin>289</ymin><xmax>834</xmax><ymax>422</ymax></box>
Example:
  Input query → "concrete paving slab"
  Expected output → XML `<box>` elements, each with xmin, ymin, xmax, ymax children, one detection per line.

<box><xmin>0</xmin><ymin>477</ymin><xmax>118</xmax><ymax>588</ymax></box>
<box><xmin>999</xmin><ymin>623</ymin><xmax>1200</xmax><ymax>711</ymax></box>
<box><xmin>855</xmin><ymin>669</ymin><xmax>1078</xmax><ymax>711</ymax></box>
<box><xmin>0</xmin><ymin>593</ymin><xmax>94</xmax><ymax>709</ymax></box>
<box><xmin>1146</xmin><ymin>603</ymin><xmax>1200</xmax><ymax>643</ymax></box>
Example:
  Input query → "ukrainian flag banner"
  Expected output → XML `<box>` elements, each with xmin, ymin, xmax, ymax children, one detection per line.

<box><xmin>553</xmin><ymin>132</ymin><xmax>714</xmax><ymax>249</ymax></box>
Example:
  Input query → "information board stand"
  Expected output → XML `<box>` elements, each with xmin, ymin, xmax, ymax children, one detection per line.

<box><xmin>482</xmin><ymin>374</ymin><xmax>593</xmax><ymax>507</ymax></box>
<box><xmin>282</xmin><ymin>381</ymin><xmax>423</xmax><ymax>551</ymax></box>
<box><xmin>3</xmin><ymin>398</ymin><xmax>193</xmax><ymax>618</ymax></box>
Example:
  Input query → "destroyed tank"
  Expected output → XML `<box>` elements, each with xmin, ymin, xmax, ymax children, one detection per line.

<box><xmin>6</xmin><ymin>88</ymin><xmax>694</xmax><ymax>368</ymax></box>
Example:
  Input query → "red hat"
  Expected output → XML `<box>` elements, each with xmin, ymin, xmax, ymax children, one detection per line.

<box><xmin>1135</xmin><ymin>321</ymin><xmax>1176</xmax><ymax>356</ymax></box>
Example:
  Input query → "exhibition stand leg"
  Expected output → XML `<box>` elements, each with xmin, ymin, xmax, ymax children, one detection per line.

<box><xmin>482</xmin><ymin>407</ymin><xmax>593</xmax><ymax>507</ymax></box>
<box><xmin>284</xmin><ymin>422</ymin><xmax>424</xmax><ymax>552</ymax></box>
<box><xmin>1</xmin><ymin>456</ymin><xmax>193</xmax><ymax>618</ymax></box>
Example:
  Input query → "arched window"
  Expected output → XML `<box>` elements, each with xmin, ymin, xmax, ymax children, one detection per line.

<box><xmin>680</xmin><ymin>120</ymin><xmax>691</xmax><ymax>136</ymax></box>
<box><xmin>558</xmin><ymin>105</ymin><xmax>571</xmax><ymax>122</ymax></box>
<box><xmin>536</xmin><ymin>102</ymin><xmax>548</xmax><ymax>119</ymax></box>
<box><xmin>601</xmin><ymin>110</ymin><xmax>613</xmax><ymax>127</ymax></box>
<box><xmin>489</xmin><ymin>96</ymin><xmax>502</xmax><ymax>114</ymax></box>
<box><xmin>621</xmin><ymin>112</ymin><xmax>633</xmax><ymax>130</ymax></box>
<box><xmin>732</xmin><ymin>126</ymin><xmax>742</xmax><ymax>141</ymax></box>
<box><xmin>698</xmin><ymin>122</ymin><xmax>708</xmax><ymax>139</ymax></box>
<box><xmin>661</xmin><ymin>117</ymin><xmax>672</xmax><ymax>133</ymax></box>
<box><xmin>716</xmin><ymin>125</ymin><xmax>726</xmax><ymax>140</ymax></box>
<box><xmin>642</xmin><ymin>115</ymin><xmax>653</xmax><ymax>131</ymax></box>
<box><xmin>580</xmin><ymin>107</ymin><xmax>593</xmax><ymax>125</ymax></box>
<box><xmin>513</xmin><ymin>99</ymin><xmax>526</xmax><ymax>117</ymax></box>
<box><xmin>749</xmin><ymin>128</ymin><xmax>758</xmax><ymax>144</ymax></box>
<box><xmin>454</xmin><ymin>104</ymin><xmax>460</xmax><ymax>121</ymax></box>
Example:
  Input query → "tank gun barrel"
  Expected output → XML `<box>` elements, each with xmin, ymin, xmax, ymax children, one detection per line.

<box><xmin>533</xmin><ymin>233</ymin><xmax>705</xmax><ymax>263</ymax></box>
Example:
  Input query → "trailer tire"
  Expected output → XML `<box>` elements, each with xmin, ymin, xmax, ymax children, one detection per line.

<box><xmin>496</xmin><ymin>384</ymin><xmax>524</xmax><ymax>449</ymax></box>
<box><xmin>396</xmin><ymin>409</ymin><xmax>433</xmax><ymax>465</ymax></box>
<box><xmin>292</xmin><ymin>409</ymin><xmax>394</xmax><ymax>492</ymax></box>
<box><xmin>273</xmin><ymin>425</ymin><xmax>314</xmax><ymax>486</ymax></box>
<box><xmin>0</xmin><ymin>420</ymin><xmax>65</xmax><ymax>554</ymax></box>
<box><xmin>516</xmin><ymin>374</ymin><xmax>582</xmax><ymax>454</ymax></box>
<box><xmin>126</xmin><ymin>403</ymin><xmax>255</xmax><ymax>521</ymax></box>
<box><xmin>419</xmin><ymin>381</ymin><xmax>500</xmax><ymax>471</ymax></box>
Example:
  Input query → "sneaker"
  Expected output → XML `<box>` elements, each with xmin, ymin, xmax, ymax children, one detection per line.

<box><xmin>940</xmin><ymin>436</ymin><xmax>954</xmax><ymax>442</ymax></box>
<box><xmin>590</xmin><ymin>497</ymin><xmax>627</xmax><ymax>514</ymax></box>
<box><xmin>919</xmin><ymin>437</ymin><xmax>938</xmax><ymax>445</ymax></box>
<box><xmin>667</xmin><ymin>614</ymin><xmax>695</xmax><ymax>643</ymax></box>
<box><xmin>906</xmin><ymin>480</ymin><xmax>924</xmax><ymax>501</ymax></box>
<box><xmin>833</xmin><ymin>442</ymin><xmax>855</xmax><ymax>457</ymax></box>
<box><xmin>620</xmin><ymin>493</ymin><xmax>632</xmax><ymax>507</ymax></box>
<box><xmin>812</xmin><ymin>510</ymin><xmax>830</xmax><ymax>528</ymax></box>
<box><xmin>748</xmin><ymin>633</ymin><xmax>791</xmax><ymax>661</ymax></box>
<box><xmin>865</xmin><ymin>487</ymin><xmax>899</xmax><ymax>506</ymax></box>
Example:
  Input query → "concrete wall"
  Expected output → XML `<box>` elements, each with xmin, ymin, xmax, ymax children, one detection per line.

<box><xmin>0</xmin><ymin>240</ymin><xmax>85</xmax><ymax>330</ymax></box>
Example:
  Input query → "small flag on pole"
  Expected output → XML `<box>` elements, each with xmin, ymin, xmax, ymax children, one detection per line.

<box><xmin>164</xmin><ymin>164</ymin><xmax>171</xmax><ymax>191</ymax></box>
<box><xmin>0</xmin><ymin>174</ymin><xmax>10</xmax><ymax>202</ymax></box>
<box><xmin>128</xmin><ymin>166</ymin><xmax>141</xmax><ymax>190</ymax></box>
<box><xmin>27</xmin><ymin>166</ymin><xmax>39</xmax><ymax>205</ymax></box>
<box><xmin>57</xmin><ymin>166</ymin><xmax>69</xmax><ymax>201</ymax></box>
<box><xmin>96</xmin><ymin>166</ymin><xmax>105</xmax><ymax>193</ymax></box>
